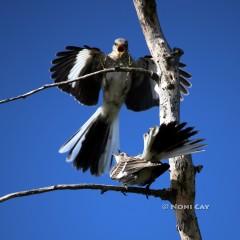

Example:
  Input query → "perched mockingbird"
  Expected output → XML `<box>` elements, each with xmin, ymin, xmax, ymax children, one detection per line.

<box><xmin>110</xmin><ymin>122</ymin><xmax>205</xmax><ymax>188</ymax></box>
<box><xmin>50</xmin><ymin>38</ymin><xmax>192</xmax><ymax>176</ymax></box>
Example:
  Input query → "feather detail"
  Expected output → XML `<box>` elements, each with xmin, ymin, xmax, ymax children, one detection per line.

<box><xmin>50</xmin><ymin>45</ymin><xmax>105</xmax><ymax>105</ymax></box>
<box><xmin>110</xmin><ymin>122</ymin><xmax>205</xmax><ymax>186</ymax></box>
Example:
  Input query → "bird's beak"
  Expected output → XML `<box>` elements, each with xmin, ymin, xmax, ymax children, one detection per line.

<box><xmin>117</xmin><ymin>45</ymin><xmax>125</xmax><ymax>56</ymax></box>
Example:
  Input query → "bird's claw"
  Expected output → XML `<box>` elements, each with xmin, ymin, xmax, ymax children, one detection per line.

<box><xmin>100</xmin><ymin>189</ymin><xmax>107</xmax><ymax>195</ymax></box>
<box><xmin>121</xmin><ymin>184</ymin><xmax>128</xmax><ymax>196</ymax></box>
<box><xmin>114</xmin><ymin>66</ymin><xmax>120</xmax><ymax>71</ymax></box>
<box><xmin>145</xmin><ymin>184</ymin><xmax>151</xmax><ymax>199</ymax></box>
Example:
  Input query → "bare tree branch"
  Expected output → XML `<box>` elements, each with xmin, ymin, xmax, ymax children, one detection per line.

<box><xmin>0</xmin><ymin>67</ymin><xmax>159</xmax><ymax>105</ymax></box>
<box><xmin>133</xmin><ymin>0</ymin><xmax>202</xmax><ymax>239</ymax></box>
<box><xmin>0</xmin><ymin>183</ymin><xmax>174</xmax><ymax>203</ymax></box>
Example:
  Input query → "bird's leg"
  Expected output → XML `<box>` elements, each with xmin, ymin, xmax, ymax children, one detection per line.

<box><xmin>194</xmin><ymin>165</ymin><xmax>203</xmax><ymax>174</ymax></box>
<box><xmin>114</xmin><ymin>66</ymin><xmax>120</xmax><ymax>72</ymax></box>
<box><xmin>145</xmin><ymin>184</ymin><xmax>152</xmax><ymax>199</ymax></box>
<box><xmin>120</xmin><ymin>184</ymin><xmax>128</xmax><ymax>196</ymax></box>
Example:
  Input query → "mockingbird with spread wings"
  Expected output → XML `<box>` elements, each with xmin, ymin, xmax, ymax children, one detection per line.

<box><xmin>110</xmin><ymin>122</ymin><xmax>205</xmax><ymax>188</ymax></box>
<box><xmin>50</xmin><ymin>38</ymin><xmax>191</xmax><ymax>176</ymax></box>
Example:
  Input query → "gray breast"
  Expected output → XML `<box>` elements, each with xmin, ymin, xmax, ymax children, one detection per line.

<box><xmin>103</xmin><ymin>56</ymin><xmax>132</xmax><ymax>105</ymax></box>
<box><xmin>104</xmin><ymin>72</ymin><xmax>131</xmax><ymax>103</ymax></box>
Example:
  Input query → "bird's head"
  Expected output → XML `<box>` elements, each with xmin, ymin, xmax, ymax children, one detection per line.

<box><xmin>112</xmin><ymin>38</ymin><xmax>128</xmax><ymax>57</ymax></box>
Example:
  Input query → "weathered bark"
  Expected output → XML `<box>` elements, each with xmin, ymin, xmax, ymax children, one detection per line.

<box><xmin>133</xmin><ymin>0</ymin><xmax>202</xmax><ymax>239</ymax></box>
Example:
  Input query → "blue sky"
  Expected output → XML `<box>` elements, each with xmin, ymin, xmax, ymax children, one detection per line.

<box><xmin>0</xmin><ymin>0</ymin><xmax>239</xmax><ymax>239</ymax></box>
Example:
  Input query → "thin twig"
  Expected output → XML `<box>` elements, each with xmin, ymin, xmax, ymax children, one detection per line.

<box><xmin>0</xmin><ymin>183</ymin><xmax>174</xmax><ymax>203</ymax></box>
<box><xmin>0</xmin><ymin>67</ymin><xmax>159</xmax><ymax>105</ymax></box>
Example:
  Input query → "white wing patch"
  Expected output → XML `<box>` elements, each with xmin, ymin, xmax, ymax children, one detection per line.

<box><xmin>68</xmin><ymin>49</ymin><xmax>92</xmax><ymax>88</ymax></box>
<box><xmin>59</xmin><ymin>107</ymin><xmax>103</xmax><ymax>155</ymax></box>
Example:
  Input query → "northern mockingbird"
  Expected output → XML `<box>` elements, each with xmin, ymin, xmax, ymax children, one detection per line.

<box><xmin>50</xmin><ymin>38</ymin><xmax>192</xmax><ymax>176</ymax></box>
<box><xmin>110</xmin><ymin>122</ymin><xmax>205</xmax><ymax>188</ymax></box>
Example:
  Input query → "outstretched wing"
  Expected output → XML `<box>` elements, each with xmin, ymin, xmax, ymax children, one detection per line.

<box><xmin>178</xmin><ymin>62</ymin><xmax>192</xmax><ymax>100</ymax></box>
<box><xmin>119</xmin><ymin>158</ymin><xmax>162</xmax><ymax>175</ymax></box>
<box><xmin>50</xmin><ymin>45</ymin><xmax>105</xmax><ymax>105</ymax></box>
<box><xmin>125</xmin><ymin>56</ymin><xmax>192</xmax><ymax>111</ymax></box>
<box><xmin>110</xmin><ymin>156</ymin><xmax>146</xmax><ymax>179</ymax></box>
<box><xmin>110</xmin><ymin>154</ymin><xmax>160</xmax><ymax>177</ymax></box>
<box><xmin>125</xmin><ymin>56</ymin><xmax>159</xmax><ymax>111</ymax></box>
<box><xmin>143</xmin><ymin>122</ymin><xmax>206</xmax><ymax>161</ymax></box>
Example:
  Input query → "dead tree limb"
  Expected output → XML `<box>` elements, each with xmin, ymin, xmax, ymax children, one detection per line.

<box><xmin>0</xmin><ymin>183</ymin><xmax>174</xmax><ymax>203</ymax></box>
<box><xmin>133</xmin><ymin>0</ymin><xmax>202</xmax><ymax>239</ymax></box>
<box><xmin>0</xmin><ymin>67</ymin><xmax>158</xmax><ymax>105</ymax></box>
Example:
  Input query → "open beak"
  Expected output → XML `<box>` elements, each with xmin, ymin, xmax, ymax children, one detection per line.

<box><xmin>118</xmin><ymin>45</ymin><xmax>125</xmax><ymax>52</ymax></box>
<box><xmin>117</xmin><ymin>45</ymin><xmax>125</xmax><ymax>53</ymax></box>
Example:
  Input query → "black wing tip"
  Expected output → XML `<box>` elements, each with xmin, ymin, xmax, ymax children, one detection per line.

<box><xmin>74</xmin><ymin>162</ymin><xmax>100</xmax><ymax>176</ymax></box>
<box><xmin>143</xmin><ymin>55</ymin><xmax>152</xmax><ymax>59</ymax></box>
<box><xmin>177</xmin><ymin>122</ymin><xmax>188</xmax><ymax>129</ymax></box>
<box><xmin>161</xmin><ymin>122</ymin><xmax>195</xmax><ymax>130</ymax></box>
<box><xmin>83</xmin><ymin>45</ymin><xmax>101</xmax><ymax>52</ymax></box>
<box><xmin>190</xmin><ymin>138</ymin><xmax>206</xmax><ymax>145</ymax></box>
<box><xmin>151</xmin><ymin>121</ymin><xmax>206</xmax><ymax>154</ymax></box>
<box><xmin>179</xmin><ymin>69</ymin><xmax>192</xmax><ymax>78</ymax></box>
<box><xmin>51</xmin><ymin>58</ymin><xmax>61</xmax><ymax>64</ymax></box>
<box><xmin>180</xmin><ymin>84</ymin><xmax>189</xmax><ymax>96</ymax></box>
<box><xmin>179</xmin><ymin>62</ymin><xmax>187</xmax><ymax>68</ymax></box>
<box><xmin>49</xmin><ymin>65</ymin><xmax>56</xmax><ymax>72</ymax></box>
<box><xmin>160</xmin><ymin>122</ymin><xmax>200</xmax><ymax>140</ymax></box>
<box><xmin>65</xmin><ymin>45</ymin><xmax>83</xmax><ymax>51</ymax></box>
<box><xmin>52</xmin><ymin>45</ymin><xmax>101</xmax><ymax>53</ymax></box>
<box><xmin>161</xmin><ymin>162</ymin><xmax>170</xmax><ymax>169</ymax></box>
<box><xmin>180</xmin><ymin>76</ymin><xmax>192</xmax><ymax>88</ymax></box>
<box><xmin>160</xmin><ymin>121</ymin><xmax>177</xmax><ymax>127</ymax></box>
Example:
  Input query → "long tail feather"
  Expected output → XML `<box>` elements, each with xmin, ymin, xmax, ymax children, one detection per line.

<box><xmin>59</xmin><ymin>107</ymin><xmax>119</xmax><ymax>176</ymax></box>
<box><xmin>98</xmin><ymin>117</ymin><xmax>119</xmax><ymax>174</ymax></box>
<box><xmin>59</xmin><ymin>107</ymin><xmax>102</xmax><ymax>154</ymax></box>
<box><xmin>143</xmin><ymin>122</ymin><xmax>206</xmax><ymax>161</ymax></box>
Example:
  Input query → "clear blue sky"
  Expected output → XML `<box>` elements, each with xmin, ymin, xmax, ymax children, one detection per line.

<box><xmin>0</xmin><ymin>0</ymin><xmax>239</xmax><ymax>239</ymax></box>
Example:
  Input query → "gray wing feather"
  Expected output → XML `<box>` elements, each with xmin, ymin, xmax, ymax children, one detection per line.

<box><xmin>110</xmin><ymin>155</ymin><xmax>162</xmax><ymax>179</ymax></box>
<box><xmin>51</xmin><ymin>46</ymin><xmax>105</xmax><ymax>105</ymax></box>
<box><xmin>179</xmin><ymin>63</ymin><xmax>192</xmax><ymax>100</ymax></box>
<box><xmin>125</xmin><ymin>56</ymin><xmax>192</xmax><ymax>109</ymax></box>
<box><xmin>125</xmin><ymin>57</ymin><xmax>159</xmax><ymax>111</ymax></box>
